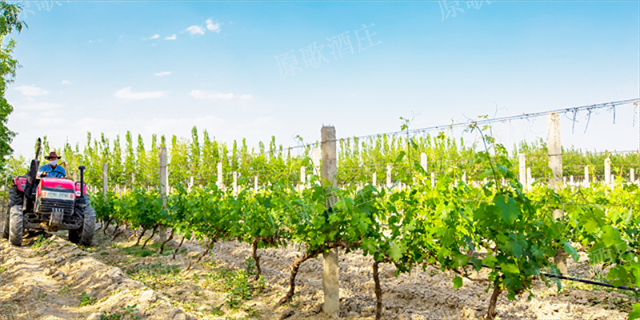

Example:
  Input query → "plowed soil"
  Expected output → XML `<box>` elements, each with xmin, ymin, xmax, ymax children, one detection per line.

<box><xmin>0</xmin><ymin>226</ymin><xmax>637</xmax><ymax>320</ymax></box>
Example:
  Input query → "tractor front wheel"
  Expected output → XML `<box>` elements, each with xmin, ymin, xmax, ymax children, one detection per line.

<box><xmin>9</xmin><ymin>205</ymin><xmax>24</xmax><ymax>246</ymax></box>
<box><xmin>70</xmin><ymin>206</ymin><xmax>95</xmax><ymax>246</ymax></box>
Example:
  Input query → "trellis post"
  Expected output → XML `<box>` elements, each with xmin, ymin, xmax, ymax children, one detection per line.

<box><xmin>420</xmin><ymin>152</ymin><xmax>427</xmax><ymax>173</ymax></box>
<box><xmin>158</xmin><ymin>147</ymin><xmax>168</xmax><ymax>242</ymax></box>
<box><xmin>254</xmin><ymin>176</ymin><xmax>258</xmax><ymax>194</ymax></box>
<box><xmin>604</xmin><ymin>158</ymin><xmax>611</xmax><ymax>186</ymax></box>
<box><xmin>216</xmin><ymin>162</ymin><xmax>223</xmax><ymax>189</ymax></box>
<box><xmin>232</xmin><ymin>172</ymin><xmax>238</xmax><ymax>197</ymax></box>
<box><xmin>584</xmin><ymin>166</ymin><xmax>590</xmax><ymax>187</ymax></box>
<box><xmin>518</xmin><ymin>154</ymin><xmax>526</xmax><ymax>186</ymax></box>
<box><xmin>102</xmin><ymin>163</ymin><xmax>108</xmax><ymax>198</ymax></box>
<box><xmin>548</xmin><ymin>112</ymin><xmax>567</xmax><ymax>274</ymax></box>
<box><xmin>321</xmin><ymin>126</ymin><xmax>339</xmax><ymax>318</ymax></box>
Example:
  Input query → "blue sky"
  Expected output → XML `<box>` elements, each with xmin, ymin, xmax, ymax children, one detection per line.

<box><xmin>6</xmin><ymin>0</ymin><xmax>639</xmax><ymax>157</ymax></box>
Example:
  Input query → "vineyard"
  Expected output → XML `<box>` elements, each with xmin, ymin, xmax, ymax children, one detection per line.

<box><xmin>2</xmin><ymin>99</ymin><xmax>640</xmax><ymax>320</ymax></box>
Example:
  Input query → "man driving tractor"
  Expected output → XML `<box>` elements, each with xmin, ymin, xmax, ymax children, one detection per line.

<box><xmin>37</xmin><ymin>151</ymin><xmax>66</xmax><ymax>178</ymax></box>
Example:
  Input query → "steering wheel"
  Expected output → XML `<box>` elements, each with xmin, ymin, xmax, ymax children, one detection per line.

<box><xmin>42</xmin><ymin>170</ymin><xmax>65</xmax><ymax>178</ymax></box>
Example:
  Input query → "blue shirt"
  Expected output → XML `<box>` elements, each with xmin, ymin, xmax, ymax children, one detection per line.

<box><xmin>38</xmin><ymin>164</ymin><xmax>66</xmax><ymax>178</ymax></box>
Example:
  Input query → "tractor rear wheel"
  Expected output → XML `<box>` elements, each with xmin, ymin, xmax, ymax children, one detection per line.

<box><xmin>3</xmin><ymin>185</ymin><xmax>23</xmax><ymax>239</ymax></box>
<box><xmin>9</xmin><ymin>205</ymin><xmax>24</xmax><ymax>246</ymax></box>
<box><xmin>1</xmin><ymin>205</ymin><xmax>9</xmax><ymax>239</ymax></box>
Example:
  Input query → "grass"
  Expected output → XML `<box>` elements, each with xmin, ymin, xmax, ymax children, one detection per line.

<box><xmin>126</xmin><ymin>263</ymin><xmax>183</xmax><ymax>290</ymax></box>
<box><xmin>91</xmin><ymin>229</ymin><xmax>267</xmax><ymax>319</ymax></box>
<box><xmin>78</xmin><ymin>292</ymin><xmax>97</xmax><ymax>307</ymax></box>
<box><xmin>58</xmin><ymin>285</ymin><xmax>71</xmax><ymax>295</ymax></box>
<box><xmin>100</xmin><ymin>304</ymin><xmax>140</xmax><ymax>320</ymax></box>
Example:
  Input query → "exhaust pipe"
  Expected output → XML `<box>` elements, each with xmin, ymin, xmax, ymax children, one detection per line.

<box><xmin>79</xmin><ymin>165</ymin><xmax>85</xmax><ymax>197</ymax></box>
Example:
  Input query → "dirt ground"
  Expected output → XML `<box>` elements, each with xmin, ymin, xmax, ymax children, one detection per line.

<box><xmin>0</xmin><ymin>226</ymin><xmax>637</xmax><ymax>320</ymax></box>
<box><xmin>0</xmin><ymin>232</ymin><xmax>190</xmax><ymax>320</ymax></box>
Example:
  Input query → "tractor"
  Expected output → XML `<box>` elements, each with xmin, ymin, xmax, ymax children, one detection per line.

<box><xmin>1</xmin><ymin>138</ymin><xmax>95</xmax><ymax>246</ymax></box>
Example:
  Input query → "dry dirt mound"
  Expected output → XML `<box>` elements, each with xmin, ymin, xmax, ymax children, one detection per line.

<box><xmin>0</xmin><ymin>234</ymin><xmax>191</xmax><ymax>320</ymax></box>
<box><xmin>1</xmin><ymin>227</ymin><xmax>636</xmax><ymax>320</ymax></box>
<box><xmin>208</xmin><ymin>240</ymin><xmax>635</xmax><ymax>320</ymax></box>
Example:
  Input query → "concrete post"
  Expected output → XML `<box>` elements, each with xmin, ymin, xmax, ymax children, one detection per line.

<box><xmin>518</xmin><ymin>154</ymin><xmax>526</xmax><ymax>186</ymax></box>
<box><xmin>548</xmin><ymin>112</ymin><xmax>566</xmax><ymax>274</ymax></box>
<box><xmin>430</xmin><ymin>172</ymin><xmax>435</xmax><ymax>187</ymax></box>
<box><xmin>631</xmin><ymin>168</ymin><xmax>635</xmax><ymax>183</ymax></box>
<box><xmin>570</xmin><ymin>175</ymin><xmax>575</xmax><ymax>191</ymax></box>
<box><xmin>372</xmin><ymin>172</ymin><xmax>376</xmax><ymax>187</ymax></box>
<box><xmin>547</xmin><ymin>112</ymin><xmax>562</xmax><ymax>190</ymax></box>
<box><xmin>462</xmin><ymin>172</ymin><xmax>467</xmax><ymax>184</ymax></box>
<box><xmin>526</xmin><ymin>167</ymin><xmax>532</xmax><ymax>190</ymax></box>
<box><xmin>321</xmin><ymin>126</ymin><xmax>339</xmax><ymax>318</ymax></box>
<box><xmin>216</xmin><ymin>162</ymin><xmax>223</xmax><ymax>189</ymax></box>
<box><xmin>605</xmin><ymin>158</ymin><xmax>611</xmax><ymax>185</ymax></box>
<box><xmin>233</xmin><ymin>172</ymin><xmax>238</xmax><ymax>197</ymax></box>
<box><xmin>584</xmin><ymin>166</ymin><xmax>590</xmax><ymax>187</ymax></box>
<box><xmin>420</xmin><ymin>152</ymin><xmax>427</xmax><ymax>173</ymax></box>
<box><xmin>386</xmin><ymin>164</ymin><xmax>392</xmax><ymax>188</ymax></box>
<box><xmin>102</xmin><ymin>163</ymin><xmax>108</xmax><ymax>198</ymax></box>
<box><xmin>254</xmin><ymin>176</ymin><xmax>259</xmax><ymax>194</ymax></box>
<box><xmin>159</xmin><ymin>147</ymin><xmax>168</xmax><ymax>242</ymax></box>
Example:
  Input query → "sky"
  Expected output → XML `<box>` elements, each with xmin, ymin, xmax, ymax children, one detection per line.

<box><xmin>5</xmin><ymin>0</ymin><xmax>640</xmax><ymax>158</ymax></box>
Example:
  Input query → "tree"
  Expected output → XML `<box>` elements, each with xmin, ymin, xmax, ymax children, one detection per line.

<box><xmin>0</xmin><ymin>2</ymin><xmax>25</xmax><ymax>171</ymax></box>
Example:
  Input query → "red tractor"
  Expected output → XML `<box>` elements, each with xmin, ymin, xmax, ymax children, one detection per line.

<box><xmin>1</xmin><ymin>139</ymin><xmax>95</xmax><ymax>246</ymax></box>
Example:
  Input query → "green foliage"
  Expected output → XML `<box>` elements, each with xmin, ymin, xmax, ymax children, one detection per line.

<box><xmin>78</xmin><ymin>292</ymin><xmax>96</xmax><ymax>307</ymax></box>
<box><xmin>35</xmin><ymin>122</ymin><xmax>640</xmax><ymax>319</ymax></box>
<box><xmin>0</xmin><ymin>2</ymin><xmax>26</xmax><ymax>171</ymax></box>
<box><xmin>100</xmin><ymin>304</ymin><xmax>140</xmax><ymax>320</ymax></box>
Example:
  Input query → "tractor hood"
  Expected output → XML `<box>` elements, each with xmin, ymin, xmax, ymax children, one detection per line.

<box><xmin>40</xmin><ymin>178</ymin><xmax>75</xmax><ymax>191</ymax></box>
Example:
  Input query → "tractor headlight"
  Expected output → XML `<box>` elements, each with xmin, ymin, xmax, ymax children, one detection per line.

<box><xmin>42</xmin><ymin>191</ymin><xmax>75</xmax><ymax>200</ymax></box>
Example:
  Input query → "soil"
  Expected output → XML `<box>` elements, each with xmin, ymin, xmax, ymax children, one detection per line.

<box><xmin>1</xmin><ymin>226</ymin><xmax>637</xmax><ymax>320</ymax></box>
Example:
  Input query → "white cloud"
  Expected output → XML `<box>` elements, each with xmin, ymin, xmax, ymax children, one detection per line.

<box><xmin>149</xmin><ymin>34</ymin><xmax>160</xmax><ymax>39</ymax></box>
<box><xmin>190</xmin><ymin>90</ymin><xmax>236</xmax><ymax>100</ymax></box>
<box><xmin>18</xmin><ymin>102</ymin><xmax>63</xmax><ymax>110</ymax></box>
<box><xmin>154</xmin><ymin>71</ymin><xmax>172</xmax><ymax>77</ymax></box>
<box><xmin>114</xmin><ymin>87</ymin><xmax>166</xmax><ymax>101</ymax></box>
<box><xmin>186</xmin><ymin>25</ymin><xmax>205</xmax><ymax>35</ymax></box>
<box><xmin>240</xmin><ymin>94</ymin><xmax>252</xmax><ymax>100</ymax></box>
<box><xmin>206</xmin><ymin>19</ymin><xmax>221</xmax><ymax>33</ymax></box>
<box><xmin>61</xmin><ymin>80</ymin><xmax>70</xmax><ymax>85</ymax></box>
<box><xmin>14</xmin><ymin>85</ymin><xmax>49</xmax><ymax>96</ymax></box>
<box><xmin>164</xmin><ymin>34</ymin><xmax>177</xmax><ymax>40</ymax></box>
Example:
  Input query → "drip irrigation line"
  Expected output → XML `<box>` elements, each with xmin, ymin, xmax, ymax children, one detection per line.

<box><xmin>481</xmin><ymin>264</ymin><xmax>640</xmax><ymax>293</ymax></box>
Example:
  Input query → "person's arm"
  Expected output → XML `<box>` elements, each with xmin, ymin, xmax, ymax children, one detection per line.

<box><xmin>37</xmin><ymin>164</ymin><xmax>50</xmax><ymax>177</ymax></box>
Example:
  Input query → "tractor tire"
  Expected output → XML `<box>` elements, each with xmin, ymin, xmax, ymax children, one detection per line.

<box><xmin>2</xmin><ymin>205</ymin><xmax>9</xmax><ymax>239</ymax></box>
<box><xmin>69</xmin><ymin>207</ymin><xmax>95</xmax><ymax>246</ymax></box>
<box><xmin>3</xmin><ymin>185</ymin><xmax>23</xmax><ymax>239</ymax></box>
<box><xmin>80</xmin><ymin>207</ymin><xmax>95</xmax><ymax>246</ymax></box>
<box><xmin>8</xmin><ymin>185</ymin><xmax>23</xmax><ymax>208</ymax></box>
<box><xmin>9</xmin><ymin>205</ymin><xmax>24</xmax><ymax>246</ymax></box>
<box><xmin>70</xmin><ymin>193</ymin><xmax>94</xmax><ymax>246</ymax></box>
